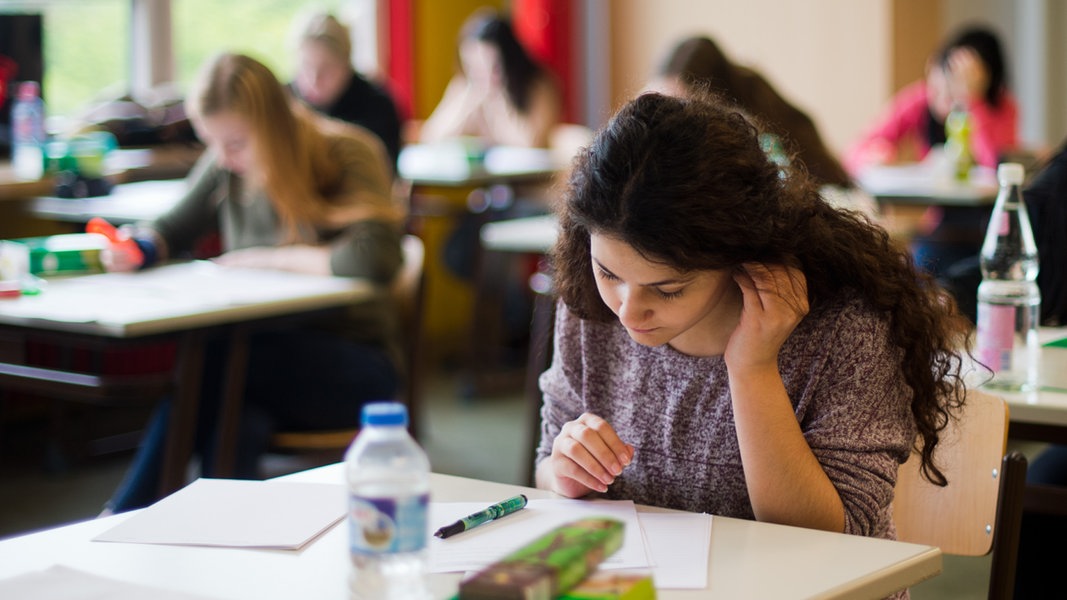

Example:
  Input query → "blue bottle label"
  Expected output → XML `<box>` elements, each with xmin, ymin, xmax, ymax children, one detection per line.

<box><xmin>349</xmin><ymin>492</ymin><xmax>429</xmax><ymax>555</ymax></box>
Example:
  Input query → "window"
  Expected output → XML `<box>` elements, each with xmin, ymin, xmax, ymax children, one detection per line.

<box><xmin>173</xmin><ymin>0</ymin><xmax>357</xmax><ymax>89</ymax></box>
<box><xmin>0</xmin><ymin>0</ymin><xmax>128</xmax><ymax>121</ymax></box>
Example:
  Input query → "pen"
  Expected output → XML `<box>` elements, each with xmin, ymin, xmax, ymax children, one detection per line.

<box><xmin>434</xmin><ymin>494</ymin><xmax>528</xmax><ymax>539</ymax></box>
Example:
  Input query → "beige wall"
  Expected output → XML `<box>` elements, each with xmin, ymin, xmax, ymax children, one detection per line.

<box><xmin>608</xmin><ymin>0</ymin><xmax>893</xmax><ymax>156</ymax></box>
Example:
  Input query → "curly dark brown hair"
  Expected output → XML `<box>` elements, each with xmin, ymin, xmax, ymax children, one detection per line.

<box><xmin>552</xmin><ymin>91</ymin><xmax>970</xmax><ymax>485</ymax></box>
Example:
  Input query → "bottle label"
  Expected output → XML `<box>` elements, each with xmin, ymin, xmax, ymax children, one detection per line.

<box><xmin>976</xmin><ymin>303</ymin><xmax>1015</xmax><ymax>371</ymax></box>
<box><xmin>349</xmin><ymin>492</ymin><xmax>428</xmax><ymax>555</ymax></box>
<box><xmin>995</xmin><ymin>211</ymin><xmax>1011</xmax><ymax>236</ymax></box>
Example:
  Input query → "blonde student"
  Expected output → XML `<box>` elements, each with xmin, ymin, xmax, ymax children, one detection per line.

<box><xmin>105</xmin><ymin>53</ymin><xmax>404</xmax><ymax>513</ymax></box>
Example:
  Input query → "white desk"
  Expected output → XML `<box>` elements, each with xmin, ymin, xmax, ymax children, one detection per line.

<box><xmin>26</xmin><ymin>179</ymin><xmax>185</xmax><ymax>225</ymax></box>
<box><xmin>978</xmin><ymin>328</ymin><xmax>1067</xmax><ymax>437</ymax></box>
<box><xmin>399</xmin><ymin>144</ymin><xmax>562</xmax><ymax>187</ymax></box>
<box><xmin>0</xmin><ymin>262</ymin><xmax>375</xmax><ymax>495</ymax></box>
<box><xmin>857</xmin><ymin>163</ymin><xmax>998</xmax><ymax>207</ymax></box>
<box><xmin>0</xmin><ymin>465</ymin><xmax>942</xmax><ymax>599</ymax></box>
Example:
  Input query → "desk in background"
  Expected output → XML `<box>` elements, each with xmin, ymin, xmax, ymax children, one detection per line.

<box><xmin>26</xmin><ymin>179</ymin><xmax>185</xmax><ymax>225</ymax></box>
<box><xmin>0</xmin><ymin>145</ymin><xmax>201</xmax><ymax>203</ymax></box>
<box><xmin>983</xmin><ymin>328</ymin><xmax>1067</xmax><ymax>516</ymax></box>
<box><xmin>399</xmin><ymin>144</ymin><xmax>564</xmax><ymax>386</ymax></box>
<box><xmin>0</xmin><ymin>465</ymin><xmax>942</xmax><ymax>599</ymax></box>
<box><xmin>0</xmin><ymin>262</ymin><xmax>374</xmax><ymax>498</ymax></box>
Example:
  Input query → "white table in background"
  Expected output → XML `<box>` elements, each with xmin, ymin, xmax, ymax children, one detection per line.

<box><xmin>0</xmin><ymin>465</ymin><xmax>942</xmax><ymax>599</ymax></box>
<box><xmin>0</xmin><ymin>262</ymin><xmax>374</xmax><ymax>497</ymax></box>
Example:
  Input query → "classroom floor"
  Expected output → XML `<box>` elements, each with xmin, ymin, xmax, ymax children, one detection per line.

<box><xmin>0</xmin><ymin>366</ymin><xmax>995</xmax><ymax>598</ymax></box>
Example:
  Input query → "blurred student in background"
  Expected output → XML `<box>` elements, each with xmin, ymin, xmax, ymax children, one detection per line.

<box><xmin>419</xmin><ymin>8</ymin><xmax>561</xmax><ymax>148</ymax></box>
<box><xmin>845</xmin><ymin>25</ymin><xmax>1019</xmax><ymax>277</ymax></box>
<box><xmin>289</xmin><ymin>11</ymin><xmax>402</xmax><ymax>169</ymax></box>
<box><xmin>104</xmin><ymin>52</ymin><xmax>405</xmax><ymax>513</ymax></box>
<box><xmin>647</xmin><ymin>35</ymin><xmax>853</xmax><ymax>189</ymax></box>
<box><xmin>846</xmin><ymin>25</ymin><xmax>1017</xmax><ymax>174</ymax></box>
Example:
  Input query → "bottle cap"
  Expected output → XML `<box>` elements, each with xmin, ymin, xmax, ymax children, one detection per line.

<box><xmin>17</xmin><ymin>81</ymin><xmax>40</xmax><ymax>101</ymax></box>
<box><xmin>361</xmin><ymin>401</ymin><xmax>408</xmax><ymax>427</ymax></box>
<box><xmin>997</xmin><ymin>162</ymin><xmax>1024</xmax><ymax>185</ymax></box>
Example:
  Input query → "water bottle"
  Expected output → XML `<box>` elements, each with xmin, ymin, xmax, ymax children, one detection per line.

<box><xmin>345</xmin><ymin>402</ymin><xmax>431</xmax><ymax>599</ymax></box>
<box><xmin>944</xmin><ymin>105</ymin><xmax>972</xmax><ymax>182</ymax></box>
<box><xmin>975</xmin><ymin>162</ymin><xmax>1040</xmax><ymax>391</ymax></box>
<box><xmin>11</xmin><ymin>81</ymin><xmax>46</xmax><ymax>181</ymax></box>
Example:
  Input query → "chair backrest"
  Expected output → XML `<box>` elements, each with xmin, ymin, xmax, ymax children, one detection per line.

<box><xmin>893</xmin><ymin>388</ymin><xmax>1027</xmax><ymax>599</ymax></box>
<box><xmin>393</xmin><ymin>234</ymin><xmax>427</xmax><ymax>438</ymax></box>
<box><xmin>268</xmin><ymin>234</ymin><xmax>427</xmax><ymax>455</ymax></box>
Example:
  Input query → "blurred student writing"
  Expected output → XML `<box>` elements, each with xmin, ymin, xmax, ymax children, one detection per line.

<box><xmin>104</xmin><ymin>53</ymin><xmax>405</xmax><ymax>513</ymax></box>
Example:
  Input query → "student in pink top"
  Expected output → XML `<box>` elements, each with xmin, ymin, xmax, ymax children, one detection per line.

<box><xmin>845</xmin><ymin>25</ymin><xmax>1018</xmax><ymax>174</ymax></box>
<box><xmin>848</xmin><ymin>25</ymin><xmax>1019</xmax><ymax>279</ymax></box>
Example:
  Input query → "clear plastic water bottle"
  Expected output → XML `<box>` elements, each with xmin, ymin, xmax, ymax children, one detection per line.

<box><xmin>345</xmin><ymin>402</ymin><xmax>431</xmax><ymax>600</ymax></box>
<box><xmin>975</xmin><ymin>162</ymin><xmax>1040</xmax><ymax>391</ymax></box>
<box><xmin>11</xmin><ymin>81</ymin><xmax>46</xmax><ymax>181</ymax></box>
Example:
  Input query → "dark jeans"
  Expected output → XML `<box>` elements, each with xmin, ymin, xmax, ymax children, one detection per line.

<box><xmin>106</xmin><ymin>329</ymin><xmax>398</xmax><ymax>512</ymax></box>
<box><xmin>1014</xmin><ymin>445</ymin><xmax>1067</xmax><ymax>599</ymax></box>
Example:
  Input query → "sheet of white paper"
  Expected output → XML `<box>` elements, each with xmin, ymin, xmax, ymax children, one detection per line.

<box><xmin>0</xmin><ymin>565</ymin><xmax>224</xmax><ymax>600</ymax></box>
<box><xmin>93</xmin><ymin>478</ymin><xmax>346</xmax><ymax>550</ymax></box>
<box><xmin>637</xmin><ymin>512</ymin><xmax>712</xmax><ymax>589</ymax></box>
<box><xmin>429</xmin><ymin>498</ymin><xmax>648</xmax><ymax>573</ymax></box>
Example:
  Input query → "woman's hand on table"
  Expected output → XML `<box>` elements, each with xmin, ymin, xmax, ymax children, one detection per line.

<box><xmin>542</xmin><ymin>412</ymin><xmax>634</xmax><ymax>498</ymax></box>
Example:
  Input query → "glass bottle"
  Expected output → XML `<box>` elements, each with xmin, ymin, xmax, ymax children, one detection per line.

<box><xmin>975</xmin><ymin>162</ymin><xmax>1040</xmax><ymax>391</ymax></box>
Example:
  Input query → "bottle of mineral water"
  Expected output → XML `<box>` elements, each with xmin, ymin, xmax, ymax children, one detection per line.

<box><xmin>975</xmin><ymin>162</ymin><xmax>1040</xmax><ymax>391</ymax></box>
<box><xmin>11</xmin><ymin>81</ymin><xmax>46</xmax><ymax>181</ymax></box>
<box><xmin>345</xmin><ymin>402</ymin><xmax>431</xmax><ymax>599</ymax></box>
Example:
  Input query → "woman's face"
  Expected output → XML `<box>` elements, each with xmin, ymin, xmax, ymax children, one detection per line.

<box><xmin>590</xmin><ymin>233</ymin><xmax>741</xmax><ymax>355</ymax></box>
<box><xmin>195</xmin><ymin>111</ymin><xmax>258</xmax><ymax>176</ymax></box>
<box><xmin>460</xmin><ymin>39</ymin><xmax>502</xmax><ymax>89</ymax></box>
<box><xmin>294</xmin><ymin>41</ymin><xmax>350</xmax><ymax>108</ymax></box>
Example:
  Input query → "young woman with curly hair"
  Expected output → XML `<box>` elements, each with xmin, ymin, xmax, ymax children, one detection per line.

<box><xmin>535</xmin><ymin>91</ymin><xmax>971</xmax><ymax>540</ymax></box>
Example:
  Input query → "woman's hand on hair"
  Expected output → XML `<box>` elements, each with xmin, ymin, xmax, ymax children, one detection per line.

<box><xmin>725</xmin><ymin>263</ymin><xmax>809</xmax><ymax>374</ymax></box>
<box><xmin>542</xmin><ymin>412</ymin><xmax>634</xmax><ymax>498</ymax></box>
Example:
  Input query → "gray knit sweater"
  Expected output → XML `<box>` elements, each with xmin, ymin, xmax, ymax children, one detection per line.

<box><xmin>537</xmin><ymin>292</ymin><xmax>916</xmax><ymax>540</ymax></box>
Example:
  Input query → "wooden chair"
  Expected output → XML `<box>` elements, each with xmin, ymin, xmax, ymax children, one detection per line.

<box><xmin>893</xmin><ymin>389</ymin><xmax>1027</xmax><ymax>600</ymax></box>
<box><xmin>268</xmin><ymin>234</ymin><xmax>428</xmax><ymax>459</ymax></box>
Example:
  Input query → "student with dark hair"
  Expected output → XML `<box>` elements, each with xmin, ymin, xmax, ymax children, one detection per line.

<box><xmin>846</xmin><ymin>25</ymin><xmax>1020</xmax><ymax>277</ymax></box>
<box><xmin>846</xmin><ymin>24</ymin><xmax>1017</xmax><ymax>174</ymax></box>
<box><xmin>535</xmin><ymin>92</ymin><xmax>970</xmax><ymax>545</ymax></box>
<box><xmin>419</xmin><ymin>8</ymin><xmax>561</xmax><ymax>148</ymax></box>
<box><xmin>647</xmin><ymin>35</ymin><xmax>852</xmax><ymax>189</ymax></box>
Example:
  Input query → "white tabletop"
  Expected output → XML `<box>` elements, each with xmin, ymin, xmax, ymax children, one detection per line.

<box><xmin>27</xmin><ymin>179</ymin><xmax>186</xmax><ymax>225</ymax></box>
<box><xmin>984</xmin><ymin>327</ymin><xmax>1067</xmax><ymax>429</ymax></box>
<box><xmin>399</xmin><ymin>144</ymin><xmax>562</xmax><ymax>187</ymax></box>
<box><xmin>856</xmin><ymin>161</ymin><xmax>999</xmax><ymax>206</ymax></box>
<box><xmin>480</xmin><ymin>213</ymin><xmax>558</xmax><ymax>254</ymax></box>
<box><xmin>0</xmin><ymin>261</ymin><xmax>374</xmax><ymax>338</ymax></box>
<box><xmin>0</xmin><ymin>465</ymin><xmax>942</xmax><ymax>600</ymax></box>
